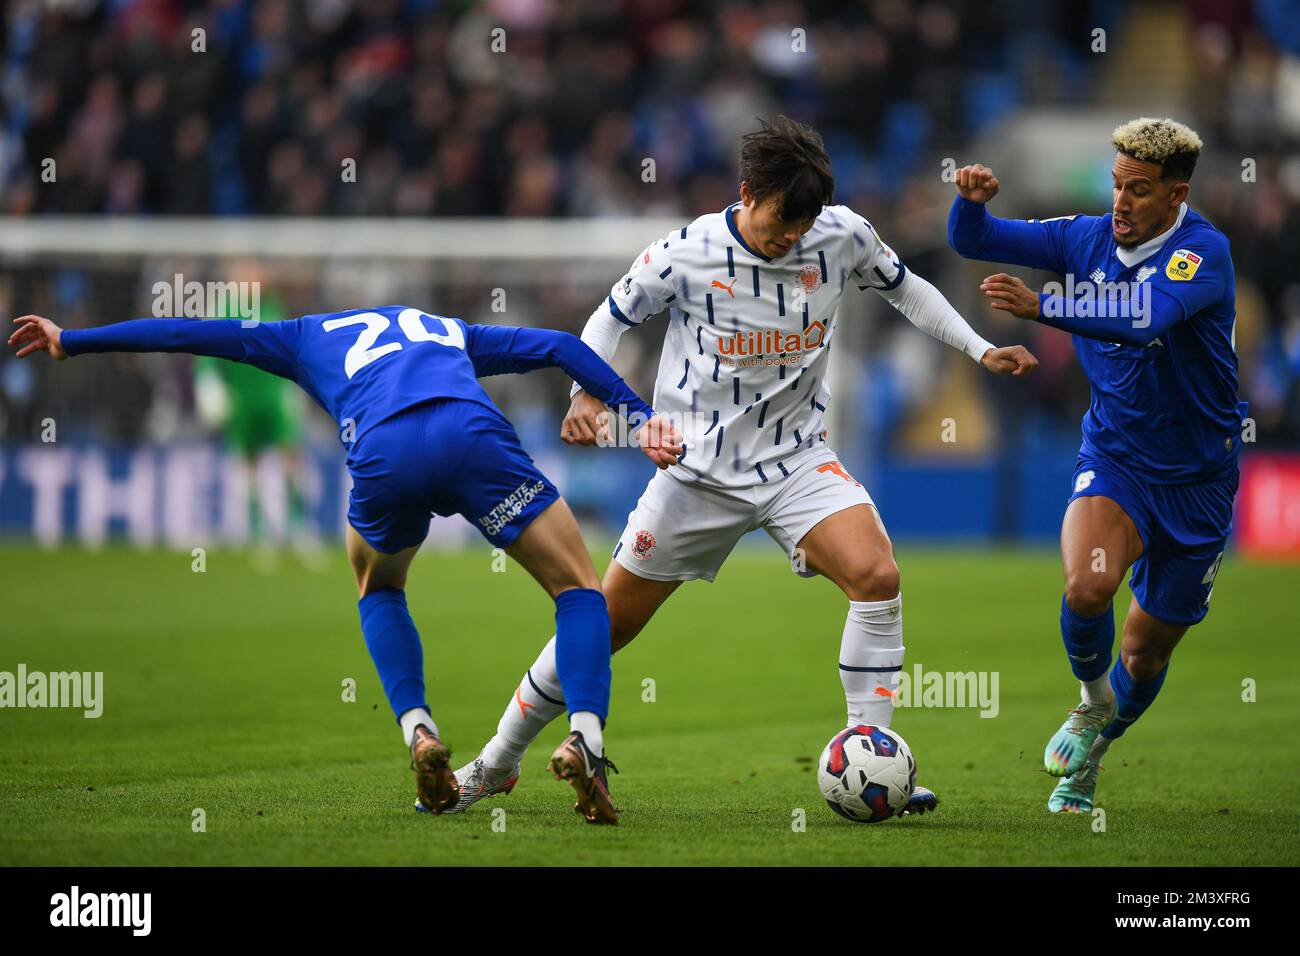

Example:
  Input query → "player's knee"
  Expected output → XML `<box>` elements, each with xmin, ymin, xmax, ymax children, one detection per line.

<box><xmin>553</xmin><ymin>566</ymin><xmax>601</xmax><ymax>595</ymax></box>
<box><xmin>843</xmin><ymin>556</ymin><xmax>900</xmax><ymax>602</ymax></box>
<box><xmin>531</xmin><ymin>558</ymin><xmax>601</xmax><ymax>598</ymax></box>
<box><xmin>357</xmin><ymin>575</ymin><xmax>404</xmax><ymax>599</ymax></box>
<box><xmin>1122</xmin><ymin>648</ymin><xmax>1169</xmax><ymax>682</ymax></box>
<box><xmin>1063</xmin><ymin>572</ymin><xmax>1117</xmax><ymax>617</ymax></box>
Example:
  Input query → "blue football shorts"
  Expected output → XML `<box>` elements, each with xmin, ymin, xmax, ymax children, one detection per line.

<box><xmin>1068</xmin><ymin>453</ymin><xmax>1238</xmax><ymax>626</ymax></box>
<box><xmin>347</xmin><ymin>398</ymin><xmax>560</xmax><ymax>554</ymax></box>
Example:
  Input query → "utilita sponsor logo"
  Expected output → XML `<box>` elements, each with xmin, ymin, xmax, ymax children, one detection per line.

<box><xmin>717</xmin><ymin>321</ymin><xmax>826</xmax><ymax>367</ymax></box>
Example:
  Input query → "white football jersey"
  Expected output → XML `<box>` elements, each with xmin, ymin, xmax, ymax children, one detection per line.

<box><xmin>603</xmin><ymin>203</ymin><xmax>907</xmax><ymax>489</ymax></box>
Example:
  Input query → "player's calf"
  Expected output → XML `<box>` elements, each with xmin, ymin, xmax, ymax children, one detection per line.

<box><xmin>1051</xmin><ymin>591</ymin><xmax>1119</xmax><ymax>776</ymax></box>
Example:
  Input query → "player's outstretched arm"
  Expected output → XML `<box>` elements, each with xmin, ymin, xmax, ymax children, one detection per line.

<box><xmin>9</xmin><ymin>313</ymin><xmax>300</xmax><ymax>378</ymax></box>
<box><xmin>463</xmin><ymin>324</ymin><xmax>683</xmax><ymax>465</ymax></box>
<box><xmin>464</xmin><ymin>324</ymin><xmax>648</xmax><ymax>414</ymax></box>
<box><xmin>949</xmin><ymin>164</ymin><xmax>1073</xmax><ymax>274</ymax></box>
<box><xmin>980</xmin><ymin>272</ymin><xmax>1187</xmax><ymax>347</ymax></box>
<box><xmin>874</xmin><ymin>271</ymin><xmax>1038</xmax><ymax>377</ymax></box>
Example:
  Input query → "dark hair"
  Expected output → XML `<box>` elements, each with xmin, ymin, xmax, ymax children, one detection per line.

<box><xmin>738</xmin><ymin>115</ymin><xmax>834</xmax><ymax>222</ymax></box>
<box><xmin>1155</xmin><ymin>150</ymin><xmax>1198</xmax><ymax>183</ymax></box>
<box><xmin>1116</xmin><ymin>146</ymin><xmax>1199</xmax><ymax>184</ymax></box>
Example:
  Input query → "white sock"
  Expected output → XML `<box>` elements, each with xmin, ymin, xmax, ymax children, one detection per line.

<box><xmin>839</xmin><ymin>594</ymin><xmax>904</xmax><ymax>728</ymax></box>
<box><xmin>1088</xmin><ymin>733</ymin><xmax>1113</xmax><ymax>763</ymax></box>
<box><xmin>570</xmin><ymin>710</ymin><xmax>603</xmax><ymax>757</ymax></box>
<box><xmin>399</xmin><ymin>707</ymin><xmax>437</xmax><ymax>748</ymax></box>
<box><xmin>1081</xmin><ymin>675</ymin><xmax>1114</xmax><ymax>707</ymax></box>
<box><xmin>480</xmin><ymin>636</ymin><xmax>567</xmax><ymax>768</ymax></box>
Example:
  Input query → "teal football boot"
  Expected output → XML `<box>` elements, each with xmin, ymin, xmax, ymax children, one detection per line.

<box><xmin>1044</xmin><ymin>698</ymin><xmax>1115</xmax><ymax>777</ymax></box>
<box><xmin>1049</xmin><ymin>759</ymin><xmax>1101</xmax><ymax>813</ymax></box>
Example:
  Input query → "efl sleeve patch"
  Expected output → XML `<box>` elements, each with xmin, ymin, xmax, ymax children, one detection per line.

<box><xmin>1166</xmin><ymin>249</ymin><xmax>1203</xmax><ymax>281</ymax></box>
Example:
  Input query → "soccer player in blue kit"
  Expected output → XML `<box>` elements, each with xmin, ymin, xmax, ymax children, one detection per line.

<box><xmin>948</xmin><ymin>117</ymin><xmax>1244</xmax><ymax>812</ymax></box>
<box><xmin>8</xmin><ymin>306</ymin><xmax>682</xmax><ymax>825</ymax></box>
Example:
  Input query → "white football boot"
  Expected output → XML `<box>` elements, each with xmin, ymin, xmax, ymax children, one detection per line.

<box><xmin>421</xmin><ymin>755</ymin><xmax>521</xmax><ymax>814</ymax></box>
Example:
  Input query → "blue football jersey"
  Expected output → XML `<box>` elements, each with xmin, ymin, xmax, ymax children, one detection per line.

<box><xmin>950</xmin><ymin>199</ymin><xmax>1241</xmax><ymax>483</ymax></box>
<box><xmin>61</xmin><ymin>305</ymin><xmax>654</xmax><ymax>443</ymax></box>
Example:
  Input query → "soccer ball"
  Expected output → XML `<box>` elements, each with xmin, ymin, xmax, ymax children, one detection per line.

<box><xmin>817</xmin><ymin>725</ymin><xmax>916</xmax><ymax>823</ymax></box>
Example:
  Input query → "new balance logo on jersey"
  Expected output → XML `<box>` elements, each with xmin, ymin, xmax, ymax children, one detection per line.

<box><xmin>711</xmin><ymin>278</ymin><xmax>737</xmax><ymax>298</ymax></box>
<box><xmin>717</xmin><ymin>321</ymin><xmax>826</xmax><ymax>368</ymax></box>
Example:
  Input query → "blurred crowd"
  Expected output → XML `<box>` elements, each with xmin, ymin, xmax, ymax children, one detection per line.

<box><xmin>0</xmin><ymin>0</ymin><xmax>1297</xmax><ymax>456</ymax></box>
<box><xmin>0</xmin><ymin>0</ymin><xmax>1101</xmax><ymax>218</ymax></box>
<box><xmin>1178</xmin><ymin>0</ymin><xmax>1300</xmax><ymax>446</ymax></box>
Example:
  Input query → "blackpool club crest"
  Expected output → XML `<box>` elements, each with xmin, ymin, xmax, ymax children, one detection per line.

<box><xmin>797</xmin><ymin>263</ymin><xmax>822</xmax><ymax>294</ymax></box>
<box><xmin>631</xmin><ymin>529</ymin><xmax>657</xmax><ymax>560</ymax></box>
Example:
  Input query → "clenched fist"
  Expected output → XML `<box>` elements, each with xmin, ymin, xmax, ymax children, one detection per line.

<box><xmin>979</xmin><ymin>344</ymin><xmax>1039</xmax><ymax>377</ymax></box>
<box><xmin>561</xmin><ymin>390</ymin><xmax>609</xmax><ymax>445</ymax></box>
<box><xmin>955</xmin><ymin>164</ymin><xmax>1000</xmax><ymax>204</ymax></box>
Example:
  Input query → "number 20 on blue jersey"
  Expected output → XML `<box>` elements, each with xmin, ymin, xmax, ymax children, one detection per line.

<box><xmin>323</xmin><ymin>308</ymin><xmax>464</xmax><ymax>378</ymax></box>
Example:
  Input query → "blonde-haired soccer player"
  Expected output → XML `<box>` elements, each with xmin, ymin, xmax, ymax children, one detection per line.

<box><xmin>950</xmin><ymin>117</ymin><xmax>1242</xmax><ymax>812</ymax></box>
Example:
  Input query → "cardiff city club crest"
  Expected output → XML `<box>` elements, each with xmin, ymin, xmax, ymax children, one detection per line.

<box><xmin>631</xmin><ymin>529</ymin><xmax>656</xmax><ymax>560</ymax></box>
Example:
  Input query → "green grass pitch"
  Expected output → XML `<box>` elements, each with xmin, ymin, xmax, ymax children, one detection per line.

<box><xmin>1</xmin><ymin>542</ymin><xmax>1296</xmax><ymax>866</ymax></box>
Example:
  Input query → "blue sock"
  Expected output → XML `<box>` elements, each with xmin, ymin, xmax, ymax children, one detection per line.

<box><xmin>553</xmin><ymin>588</ymin><xmax>611</xmax><ymax>723</ymax></box>
<box><xmin>1102</xmin><ymin>658</ymin><xmax>1167</xmax><ymax>739</ymax></box>
<box><xmin>358</xmin><ymin>587</ymin><xmax>427</xmax><ymax>721</ymax></box>
<box><xmin>1059</xmin><ymin>595</ymin><xmax>1114</xmax><ymax>683</ymax></box>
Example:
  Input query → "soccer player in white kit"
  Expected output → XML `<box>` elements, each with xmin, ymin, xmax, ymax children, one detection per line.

<box><xmin>451</xmin><ymin>117</ymin><xmax>1039</xmax><ymax>817</ymax></box>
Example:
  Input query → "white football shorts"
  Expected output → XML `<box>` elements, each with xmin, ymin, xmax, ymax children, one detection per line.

<box><xmin>611</xmin><ymin>445</ymin><xmax>875</xmax><ymax>583</ymax></box>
